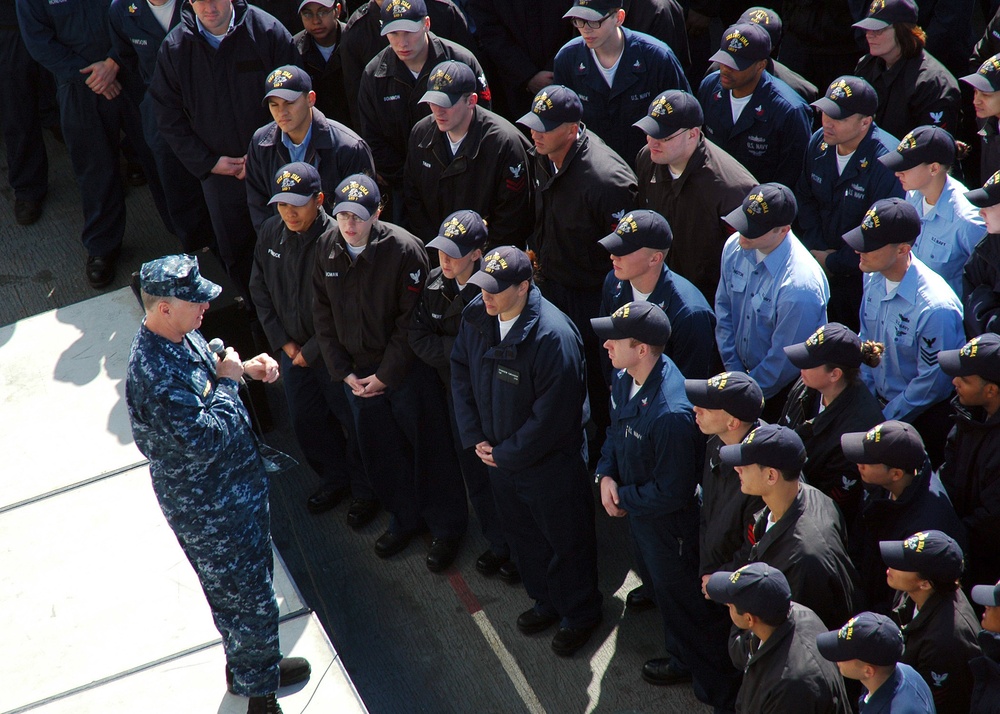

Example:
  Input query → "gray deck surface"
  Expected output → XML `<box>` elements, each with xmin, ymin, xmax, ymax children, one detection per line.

<box><xmin>1</xmin><ymin>134</ymin><xmax>716</xmax><ymax>714</ymax></box>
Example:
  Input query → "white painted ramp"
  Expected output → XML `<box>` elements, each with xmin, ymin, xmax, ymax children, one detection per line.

<box><xmin>0</xmin><ymin>289</ymin><xmax>366</xmax><ymax>714</ymax></box>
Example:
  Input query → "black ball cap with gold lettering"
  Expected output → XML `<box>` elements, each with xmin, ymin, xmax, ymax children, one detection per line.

<box><xmin>879</xmin><ymin>530</ymin><xmax>964</xmax><ymax>581</ymax></box>
<box><xmin>812</xmin><ymin>75</ymin><xmax>878</xmax><ymax>119</ymax></box>
<box><xmin>590</xmin><ymin>300</ymin><xmax>671</xmax><ymax>346</ymax></box>
<box><xmin>467</xmin><ymin>246</ymin><xmax>533</xmax><ymax>293</ymax></box>
<box><xmin>842</xmin><ymin>197</ymin><xmax>920</xmax><ymax>252</ymax></box>
<box><xmin>841</xmin><ymin>420</ymin><xmax>926</xmax><ymax>471</ymax></box>
<box><xmin>517</xmin><ymin>85</ymin><xmax>583</xmax><ymax>133</ymax></box>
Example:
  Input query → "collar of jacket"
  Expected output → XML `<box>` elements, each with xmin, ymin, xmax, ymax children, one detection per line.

<box><xmin>668</xmin><ymin>134</ymin><xmax>710</xmax><ymax>191</ymax></box>
<box><xmin>754</xmin><ymin>482</ymin><xmax>807</xmax><ymax>544</ymax></box>
<box><xmin>745</xmin><ymin>610</ymin><xmax>797</xmax><ymax>668</ymax></box>
<box><xmin>468</xmin><ymin>284</ymin><xmax>543</xmax><ymax>355</ymax></box>
<box><xmin>949</xmin><ymin>393</ymin><xmax>1000</xmax><ymax>431</ymax></box>
<box><xmin>426</xmin><ymin>259</ymin><xmax>483</xmax><ymax>298</ymax></box>
<box><xmin>614</xmin><ymin>354</ymin><xmax>669</xmax><ymax>419</ymax></box>
<box><xmin>280</xmin><ymin>205</ymin><xmax>333</xmax><ymax>246</ymax></box>
<box><xmin>978</xmin><ymin>629</ymin><xmax>1000</xmax><ymax>660</ymax></box>
<box><xmin>533</xmin><ymin>126</ymin><xmax>589</xmax><ymax>186</ymax></box>
<box><xmin>417</xmin><ymin>106</ymin><xmax>487</xmax><ymax>159</ymax></box>
<box><xmin>327</xmin><ymin>220</ymin><xmax>386</xmax><ymax>261</ymax></box>
<box><xmin>374</xmin><ymin>33</ymin><xmax>447</xmax><ymax>80</ymax></box>
<box><xmin>807</xmin><ymin>380</ymin><xmax>869</xmax><ymax>436</ymax></box>
<box><xmin>257</xmin><ymin>107</ymin><xmax>338</xmax><ymax>151</ymax></box>
<box><xmin>295</xmin><ymin>20</ymin><xmax>344</xmax><ymax>58</ymax></box>
<box><xmin>893</xmin><ymin>589</ymin><xmax>945</xmax><ymax>631</ymax></box>
<box><xmin>573</xmin><ymin>27</ymin><xmax>648</xmax><ymax>95</ymax></box>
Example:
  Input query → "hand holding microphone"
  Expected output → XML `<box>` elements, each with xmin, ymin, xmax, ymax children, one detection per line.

<box><xmin>208</xmin><ymin>338</ymin><xmax>246</xmax><ymax>384</ymax></box>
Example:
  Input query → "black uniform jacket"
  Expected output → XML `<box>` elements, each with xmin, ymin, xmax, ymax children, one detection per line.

<box><xmin>941</xmin><ymin>398</ymin><xmax>1000</xmax><ymax>585</ymax></box>
<box><xmin>245</xmin><ymin>108</ymin><xmax>375</xmax><ymax>232</ymax></box>
<box><xmin>403</xmin><ymin>106</ymin><xmax>532</xmax><ymax>246</ymax></box>
<box><xmin>529</xmin><ymin>128</ymin><xmax>637</xmax><ymax>292</ymax></box>
<box><xmin>893</xmin><ymin>588</ymin><xmax>982</xmax><ymax>714</ymax></box>
<box><xmin>293</xmin><ymin>24</ymin><xmax>351</xmax><ymax>128</ymax></box>
<box><xmin>971</xmin><ymin>629</ymin><xmax>1000</xmax><ymax>714</ymax></box>
<box><xmin>963</xmin><ymin>234</ymin><xmax>1000</xmax><ymax>337</ymax></box>
<box><xmin>312</xmin><ymin>219</ymin><xmax>429</xmax><ymax>387</ymax></box>
<box><xmin>699</xmin><ymin>432</ymin><xmax>764</xmax><ymax>577</ymax></box>
<box><xmin>778</xmin><ymin>378</ymin><xmax>885</xmax><ymax>524</ymax></box>
<box><xmin>409</xmin><ymin>263</ymin><xmax>481</xmax><ymax>383</ymax></box>
<box><xmin>742</xmin><ymin>483</ymin><xmax>861</xmax><ymax>630</ymax></box>
<box><xmin>357</xmin><ymin>33</ymin><xmax>489</xmax><ymax>187</ymax></box>
<box><xmin>728</xmin><ymin>603</ymin><xmax>853</xmax><ymax>714</ymax></box>
<box><xmin>249</xmin><ymin>208</ymin><xmax>333</xmax><ymax>367</ymax></box>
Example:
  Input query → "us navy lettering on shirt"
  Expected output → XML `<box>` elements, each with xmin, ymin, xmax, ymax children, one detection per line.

<box><xmin>845</xmin><ymin>183</ymin><xmax>867</xmax><ymax>200</ymax></box>
<box><xmin>624</xmin><ymin>425</ymin><xmax>643</xmax><ymax>441</ymax></box>
<box><xmin>630</xmin><ymin>91</ymin><xmax>652</xmax><ymax>103</ymax></box>
<box><xmin>891</xmin><ymin>311</ymin><xmax>911</xmax><ymax>339</ymax></box>
<box><xmin>746</xmin><ymin>134</ymin><xmax>768</xmax><ymax>156</ymax></box>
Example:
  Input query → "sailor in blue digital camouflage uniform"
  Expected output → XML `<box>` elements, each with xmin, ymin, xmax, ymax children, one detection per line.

<box><xmin>125</xmin><ymin>255</ymin><xmax>309</xmax><ymax>714</ymax></box>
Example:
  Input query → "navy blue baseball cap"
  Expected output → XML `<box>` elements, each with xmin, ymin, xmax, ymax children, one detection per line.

<box><xmin>720</xmin><ymin>423</ymin><xmax>806</xmax><ymax>471</ymax></box>
<box><xmin>841</xmin><ymin>420</ymin><xmax>926</xmax><ymax>472</ymax></box>
<box><xmin>965</xmin><ymin>170</ymin><xmax>1000</xmax><ymax>208</ymax></box>
<box><xmin>842</xmin><ymin>197</ymin><xmax>921</xmax><ymax>252</ymax></box>
<box><xmin>268</xmin><ymin>162</ymin><xmax>322</xmax><ymax>206</ymax></box>
<box><xmin>420</xmin><ymin>60</ymin><xmax>477</xmax><ymax>107</ymax></box>
<box><xmin>812</xmin><ymin>76</ymin><xmax>878</xmax><ymax>119</ymax></box>
<box><xmin>380</xmin><ymin>0</ymin><xmax>427</xmax><ymax>34</ymax></box>
<box><xmin>711</xmin><ymin>23</ymin><xmax>772</xmax><ymax>71</ymax></box>
<box><xmin>739</xmin><ymin>7</ymin><xmax>782</xmax><ymax>48</ymax></box>
<box><xmin>599</xmin><ymin>210</ymin><xmax>673</xmax><ymax>255</ymax></box>
<box><xmin>880</xmin><ymin>530</ymin><xmax>965</xmax><ymax>581</ymax></box>
<box><xmin>263</xmin><ymin>65</ymin><xmax>312</xmax><ymax>104</ymax></box>
<box><xmin>724</xmin><ymin>183</ymin><xmax>797</xmax><ymax>239</ymax></box>
<box><xmin>633</xmin><ymin>90</ymin><xmax>703</xmax><ymax>138</ymax></box>
<box><xmin>939</xmin><ymin>333</ymin><xmax>1000</xmax><ymax>384</ymax></box>
<box><xmin>591</xmin><ymin>301</ymin><xmax>671</xmax><ymax>346</ymax></box>
<box><xmin>706</xmin><ymin>563</ymin><xmax>792</xmax><ymax>623</ymax></box>
<box><xmin>139</xmin><ymin>254</ymin><xmax>222</xmax><ymax>303</ymax></box>
<box><xmin>784</xmin><ymin>323</ymin><xmax>863</xmax><ymax>370</ymax></box>
<box><xmin>853</xmin><ymin>0</ymin><xmax>918</xmax><ymax>31</ymax></box>
<box><xmin>467</xmin><ymin>246</ymin><xmax>533</xmax><ymax>293</ymax></box>
<box><xmin>817</xmin><ymin>612</ymin><xmax>904</xmax><ymax>666</ymax></box>
<box><xmin>972</xmin><ymin>579</ymin><xmax>1000</xmax><ymax>607</ymax></box>
<box><xmin>685</xmin><ymin>371</ymin><xmax>765</xmax><ymax>422</ymax></box>
<box><xmin>879</xmin><ymin>126</ymin><xmax>956</xmax><ymax>172</ymax></box>
<box><xmin>962</xmin><ymin>54</ymin><xmax>1000</xmax><ymax>93</ymax></box>
<box><xmin>427</xmin><ymin>209</ymin><xmax>488</xmax><ymax>258</ymax></box>
<box><xmin>331</xmin><ymin>174</ymin><xmax>381</xmax><ymax>220</ymax></box>
<box><xmin>563</xmin><ymin>0</ymin><xmax>621</xmax><ymax>22</ymax></box>
<box><xmin>517</xmin><ymin>85</ymin><xmax>583</xmax><ymax>133</ymax></box>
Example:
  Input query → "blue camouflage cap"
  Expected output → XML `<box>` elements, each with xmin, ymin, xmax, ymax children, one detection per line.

<box><xmin>139</xmin><ymin>254</ymin><xmax>222</xmax><ymax>303</ymax></box>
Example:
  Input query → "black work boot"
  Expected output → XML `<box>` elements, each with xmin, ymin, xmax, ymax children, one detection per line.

<box><xmin>247</xmin><ymin>693</ymin><xmax>282</xmax><ymax>714</ymax></box>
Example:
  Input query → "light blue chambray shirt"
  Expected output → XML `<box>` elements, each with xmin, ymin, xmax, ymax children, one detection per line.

<box><xmin>907</xmin><ymin>175</ymin><xmax>987</xmax><ymax>296</ymax></box>
<box><xmin>859</xmin><ymin>255</ymin><xmax>965</xmax><ymax>422</ymax></box>
<box><xmin>281</xmin><ymin>125</ymin><xmax>313</xmax><ymax>164</ymax></box>
<box><xmin>715</xmin><ymin>230</ymin><xmax>830</xmax><ymax>398</ymax></box>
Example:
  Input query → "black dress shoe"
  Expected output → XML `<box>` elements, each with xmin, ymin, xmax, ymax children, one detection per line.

<box><xmin>346</xmin><ymin>498</ymin><xmax>379</xmax><ymax>529</ymax></box>
<box><xmin>125</xmin><ymin>161</ymin><xmax>147</xmax><ymax>187</ymax></box>
<box><xmin>475</xmin><ymin>549</ymin><xmax>508</xmax><ymax>576</ymax></box>
<box><xmin>306</xmin><ymin>486</ymin><xmax>349</xmax><ymax>514</ymax></box>
<box><xmin>14</xmin><ymin>198</ymin><xmax>42</xmax><ymax>226</ymax></box>
<box><xmin>498</xmin><ymin>560</ymin><xmax>521</xmax><ymax>584</ymax></box>
<box><xmin>85</xmin><ymin>250</ymin><xmax>119</xmax><ymax>289</ymax></box>
<box><xmin>641</xmin><ymin>658</ymin><xmax>693</xmax><ymax>686</ymax></box>
<box><xmin>516</xmin><ymin>607</ymin><xmax>559</xmax><ymax>635</ymax></box>
<box><xmin>551</xmin><ymin>621</ymin><xmax>600</xmax><ymax>657</ymax></box>
<box><xmin>426</xmin><ymin>537</ymin><xmax>460</xmax><ymax>572</ymax></box>
<box><xmin>247</xmin><ymin>693</ymin><xmax>282</xmax><ymax>714</ymax></box>
<box><xmin>625</xmin><ymin>586</ymin><xmax>656</xmax><ymax>612</ymax></box>
<box><xmin>374</xmin><ymin>529</ymin><xmax>413</xmax><ymax>558</ymax></box>
<box><xmin>226</xmin><ymin>656</ymin><xmax>311</xmax><ymax>693</ymax></box>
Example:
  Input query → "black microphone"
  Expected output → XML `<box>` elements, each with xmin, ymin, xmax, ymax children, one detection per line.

<box><xmin>208</xmin><ymin>338</ymin><xmax>246</xmax><ymax>385</ymax></box>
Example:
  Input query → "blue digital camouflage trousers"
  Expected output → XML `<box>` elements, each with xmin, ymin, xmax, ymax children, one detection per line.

<box><xmin>155</xmin><ymin>467</ymin><xmax>281</xmax><ymax>697</ymax></box>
